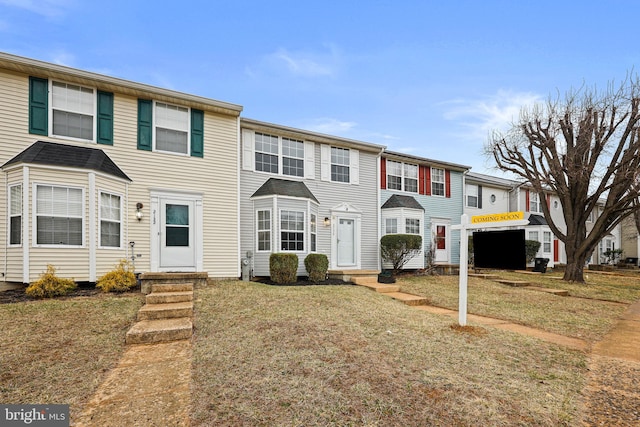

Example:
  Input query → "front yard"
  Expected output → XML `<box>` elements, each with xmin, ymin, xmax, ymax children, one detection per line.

<box><xmin>2</xmin><ymin>271</ymin><xmax>639</xmax><ymax>425</ymax></box>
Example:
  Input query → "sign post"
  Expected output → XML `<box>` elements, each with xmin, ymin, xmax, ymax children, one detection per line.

<box><xmin>452</xmin><ymin>212</ymin><xmax>528</xmax><ymax>326</ymax></box>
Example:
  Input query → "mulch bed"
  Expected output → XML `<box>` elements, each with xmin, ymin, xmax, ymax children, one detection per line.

<box><xmin>0</xmin><ymin>286</ymin><xmax>141</xmax><ymax>304</ymax></box>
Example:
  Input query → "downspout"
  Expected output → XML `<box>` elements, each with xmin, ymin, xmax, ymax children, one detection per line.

<box><xmin>376</xmin><ymin>146</ymin><xmax>385</xmax><ymax>272</ymax></box>
<box><xmin>236</xmin><ymin>116</ymin><xmax>242</xmax><ymax>278</ymax></box>
<box><xmin>3</xmin><ymin>170</ymin><xmax>7</xmax><ymax>281</ymax></box>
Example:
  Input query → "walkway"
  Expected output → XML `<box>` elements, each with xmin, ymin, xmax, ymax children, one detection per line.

<box><xmin>73</xmin><ymin>340</ymin><xmax>191</xmax><ymax>427</ymax></box>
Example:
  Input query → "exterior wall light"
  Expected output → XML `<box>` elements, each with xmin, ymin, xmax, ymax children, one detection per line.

<box><xmin>324</xmin><ymin>217</ymin><xmax>330</xmax><ymax>226</ymax></box>
<box><xmin>136</xmin><ymin>202</ymin><xmax>144</xmax><ymax>221</ymax></box>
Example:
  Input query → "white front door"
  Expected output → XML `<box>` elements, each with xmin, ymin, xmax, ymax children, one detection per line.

<box><xmin>160</xmin><ymin>198</ymin><xmax>196</xmax><ymax>270</ymax></box>
<box><xmin>433</xmin><ymin>222</ymin><xmax>450</xmax><ymax>263</ymax></box>
<box><xmin>337</xmin><ymin>217</ymin><xmax>356</xmax><ymax>266</ymax></box>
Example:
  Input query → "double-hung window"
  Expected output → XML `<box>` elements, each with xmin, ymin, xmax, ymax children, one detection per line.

<box><xmin>543</xmin><ymin>231</ymin><xmax>551</xmax><ymax>253</ymax></box>
<box><xmin>387</xmin><ymin>160</ymin><xmax>403</xmax><ymax>190</ymax></box>
<box><xmin>100</xmin><ymin>192</ymin><xmax>121</xmax><ymax>248</ymax></box>
<box><xmin>257</xmin><ymin>210</ymin><xmax>271</xmax><ymax>251</ymax></box>
<box><xmin>51</xmin><ymin>81</ymin><xmax>95</xmax><ymax>141</ymax></box>
<box><xmin>385</xmin><ymin>218</ymin><xmax>398</xmax><ymax>234</ymax></box>
<box><xmin>155</xmin><ymin>102</ymin><xmax>189</xmax><ymax>154</ymax></box>
<box><xmin>36</xmin><ymin>185</ymin><xmax>83</xmax><ymax>246</ymax></box>
<box><xmin>255</xmin><ymin>132</ymin><xmax>279</xmax><ymax>173</ymax></box>
<box><xmin>310</xmin><ymin>214</ymin><xmax>317</xmax><ymax>252</ymax></box>
<box><xmin>9</xmin><ymin>184</ymin><xmax>22</xmax><ymax>245</ymax></box>
<box><xmin>282</xmin><ymin>138</ymin><xmax>304</xmax><ymax>177</ymax></box>
<box><xmin>530</xmin><ymin>192</ymin><xmax>541</xmax><ymax>213</ymax></box>
<box><xmin>331</xmin><ymin>147</ymin><xmax>350</xmax><ymax>183</ymax></box>
<box><xmin>431</xmin><ymin>167</ymin><xmax>445</xmax><ymax>196</ymax></box>
<box><xmin>280</xmin><ymin>210</ymin><xmax>304</xmax><ymax>251</ymax></box>
<box><xmin>406</xmin><ymin>218</ymin><xmax>420</xmax><ymax>234</ymax></box>
<box><xmin>387</xmin><ymin>161</ymin><xmax>418</xmax><ymax>192</ymax></box>
<box><xmin>466</xmin><ymin>184</ymin><xmax>479</xmax><ymax>208</ymax></box>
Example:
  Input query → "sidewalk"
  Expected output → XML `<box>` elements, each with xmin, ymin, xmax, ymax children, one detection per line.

<box><xmin>73</xmin><ymin>340</ymin><xmax>192</xmax><ymax>427</ymax></box>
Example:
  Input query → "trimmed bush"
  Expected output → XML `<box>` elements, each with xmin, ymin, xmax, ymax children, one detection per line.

<box><xmin>381</xmin><ymin>234</ymin><xmax>422</xmax><ymax>275</ymax></box>
<box><xmin>97</xmin><ymin>259</ymin><xmax>137</xmax><ymax>293</ymax></box>
<box><xmin>26</xmin><ymin>264</ymin><xmax>77</xmax><ymax>298</ymax></box>
<box><xmin>270</xmin><ymin>253</ymin><xmax>299</xmax><ymax>284</ymax></box>
<box><xmin>525</xmin><ymin>240</ymin><xmax>542</xmax><ymax>264</ymax></box>
<box><xmin>304</xmin><ymin>253</ymin><xmax>329</xmax><ymax>283</ymax></box>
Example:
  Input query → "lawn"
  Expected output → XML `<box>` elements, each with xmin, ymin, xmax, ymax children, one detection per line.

<box><xmin>191</xmin><ymin>280</ymin><xmax>587</xmax><ymax>426</ymax></box>
<box><xmin>3</xmin><ymin>271</ymin><xmax>638</xmax><ymax>426</ymax></box>
<box><xmin>0</xmin><ymin>292</ymin><xmax>142</xmax><ymax>416</ymax></box>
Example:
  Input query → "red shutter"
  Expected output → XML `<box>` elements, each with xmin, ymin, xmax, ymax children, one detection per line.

<box><xmin>419</xmin><ymin>165</ymin><xmax>425</xmax><ymax>194</ymax></box>
<box><xmin>526</xmin><ymin>190</ymin><xmax>530</xmax><ymax>211</ymax></box>
<box><xmin>380</xmin><ymin>157</ymin><xmax>387</xmax><ymax>189</ymax></box>
<box><xmin>425</xmin><ymin>166</ymin><xmax>431</xmax><ymax>196</ymax></box>
<box><xmin>445</xmin><ymin>170</ymin><xmax>451</xmax><ymax>198</ymax></box>
<box><xmin>546</xmin><ymin>194</ymin><xmax>551</xmax><ymax>208</ymax></box>
<box><xmin>553</xmin><ymin>239</ymin><xmax>559</xmax><ymax>262</ymax></box>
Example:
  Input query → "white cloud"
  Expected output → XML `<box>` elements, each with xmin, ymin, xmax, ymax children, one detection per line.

<box><xmin>441</xmin><ymin>90</ymin><xmax>543</xmax><ymax>141</ymax></box>
<box><xmin>302</xmin><ymin>118</ymin><xmax>357</xmax><ymax>134</ymax></box>
<box><xmin>0</xmin><ymin>0</ymin><xmax>74</xmax><ymax>18</ymax></box>
<box><xmin>49</xmin><ymin>50</ymin><xmax>75</xmax><ymax>66</ymax></box>
<box><xmin>264</xmin><ymin>45</ymin><xmax>341</xmax><ymax>78</ymax></box>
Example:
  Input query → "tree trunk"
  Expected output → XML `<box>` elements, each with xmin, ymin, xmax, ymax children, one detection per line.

<box><xmin>562</xmin><ymin>258</ymin><xmax>585</xmax><ymax>282</ymax></box>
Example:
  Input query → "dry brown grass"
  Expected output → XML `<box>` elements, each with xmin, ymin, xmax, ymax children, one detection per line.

<box><xmin>191</xmin><ymin>281</ymin><xmax>586</xmax><ymax>426</ymax></box>
<box><xmin>399</xmin><ymin>272</ymin><xmax>640</xmax><ymax>341</ymax></box>
<box><xmin>0</xmin><ymin>293</ymin><xmax>142</xmax><ymax>410</ymax></box>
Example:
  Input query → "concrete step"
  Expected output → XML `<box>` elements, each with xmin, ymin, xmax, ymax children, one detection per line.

<box><xmin>384</xmin><ymin>292</ymin><xmax>429</xmax><ymax>306</ymax></box>
<box><xmin>150</xmin><ymin>282</ymin><xmax>194</xmax><ymax>293</ymax></box>
<box><xmin>524</xmin><ymin>286</ymin><xmax>569</xmax><ymax>296</ymax></box>
<box><xmin>468</xmin><ymin>273</ymin><xmax>500</xmax><ymax>279</ymax></box>
<box><xmin>146</xmin><ymin>291</ymin><xmax>193</xmax><ymax>304</ymax></box>
<box><xmin>495</xmin><ymin>279</ymin><xmax>530</xmax><ymax>287</ymax></box>
<box><xmin>137</xmin><ymin>301</ymin><xmax>194</xmax><ymax>321</ymax></box>
<box><xmin>351</xmin><ymin>276</ymin><xmax>380</xmax><ymax>286</ymax></box>
<box><xmin>355</xmin><ymin>281</ymin><xmax>400</xmax><ymax>293</ymax></box>
<box><xmin>125</xmin><ymin>318</ymin><xmax>192</xmax><ymax>344</ymax></box>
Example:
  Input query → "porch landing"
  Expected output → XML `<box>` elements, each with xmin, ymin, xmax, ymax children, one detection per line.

<box><xmin>139</xmin><ymin>272</ymin><xmax>208</xmax><ymax>294</ymax></box>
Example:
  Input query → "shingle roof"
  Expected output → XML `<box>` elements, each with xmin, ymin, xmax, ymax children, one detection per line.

<box><xmin>2</xmin><ymin>141</ymin><xmax>131</xmax><ymax>181</ymax></box>
<box><xmin>381</xmin><ymin>194</ymin><xmax>424</xmax><ymax>210</ymax></box>
<box><xmin>251</xmin><ymin>178</ymin><xmax>319</xmax><ymax>203</ymax></box>
<box><xmin>528</xmin><ymin>214</ymin><xmax>547</xmax><ymax>225</ymax></box>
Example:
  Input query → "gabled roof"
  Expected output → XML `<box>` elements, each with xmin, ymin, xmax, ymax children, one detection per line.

<box><xmin>528</xmin><ymin>214</ymin><xmax>547</xmax><ymax>225</ymax></box>
<box><xmin>2</xmin><ymin>141</ymin><xmax>131</xmax><ymax>181</ymax></box>
<box><xmin>251</xmin><ymin>178</ymin><xmax>319</xmax><ymax>203</ymax></box>
<box><xmin>381</xmin><ymin>194</ymin><xmax>424</xmax><ymax>210</ymax></box>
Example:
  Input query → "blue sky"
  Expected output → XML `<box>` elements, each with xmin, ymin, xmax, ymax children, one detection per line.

<box><xmin>1</xmin><ymin>0</ymin><xmax>639</xmax><ymax>174</ymax></box>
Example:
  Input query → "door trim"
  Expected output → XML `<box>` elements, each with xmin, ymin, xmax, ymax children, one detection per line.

<box><xmin>330</xmin><ymin>202</ymin><xmax>361</xmax><ymax>269</ymax></box>
<box><xmin>150</xmin><ymin>189</ymin><xmax>203</xmax><ymax>272</ymax></box>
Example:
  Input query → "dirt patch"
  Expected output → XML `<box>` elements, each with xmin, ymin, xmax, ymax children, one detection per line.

<box><xmin>252</xmin><ymin>277</ymin><xmax>353</xmax><ymax>286</ymax></box>
<box><xmin>449</xmin><ymin>324</ymin><xmax>488</xmax><ymax>336</ymax></box>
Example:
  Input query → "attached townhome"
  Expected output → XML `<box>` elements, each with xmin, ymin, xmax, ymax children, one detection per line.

<box><xmin>464</xmin><ymin>171</ymin><xmax>622</xmax><ymax>268</ymax></box>
<box><xmin>240</xmin><ymin>118</ymin><xmax>385</xmax><ymax>277</ymax></box>
<box><xmin>620</xmin><ymin>215</ymin><xmax>640</xmax><ymax>266</ymax></box>
<box><xmin>380</xmin><ymin>151</ymin><xmax>469</xmax><ymax>270</ymax></box>
<box><xmin>0</xmin><ymin>52</ymin><xmax>242</xmax><ymax>285</ymax></box>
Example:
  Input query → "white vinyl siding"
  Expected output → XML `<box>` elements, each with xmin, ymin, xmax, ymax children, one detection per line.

<box><xmin>35</xmin><ymin>184</ymin><xmax>83</xmax><ymax>246</ymax></box>
<box><xmin>155</xmin><ymin>102</ymin><xmax>189</xmax><ymax>154</ymax></box>
<box><xmin>51</xmin><ymin>81</ymin><xmax>95</xmax><ymax>141</ymax></box>
<box><xmin>99</xmin><ymin>192</ymin><xmax>122</xmax><ymax>248</ymax></box>
<box><xmin>9</xmin><ymin>184</ymin><xmax>22</xmax><ymax>245</ymax></box>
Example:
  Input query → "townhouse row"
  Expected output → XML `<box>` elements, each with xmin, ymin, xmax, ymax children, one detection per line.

<box><xmin>0</xmin><ymin>52</ymin><xmax>628</xmax><ymax>285</ymax></box>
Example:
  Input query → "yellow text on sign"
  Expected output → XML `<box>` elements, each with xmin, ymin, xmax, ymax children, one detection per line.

<box><xmin>471</xmin><ymin>211</ymin><xmax>524</xmax><ymax>224</ymax></box>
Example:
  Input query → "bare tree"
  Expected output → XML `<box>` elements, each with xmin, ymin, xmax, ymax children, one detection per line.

<box><xmin>487</xmin><ymin>78</ymin><xmax>640</xmax><ymax>282</ymax></box>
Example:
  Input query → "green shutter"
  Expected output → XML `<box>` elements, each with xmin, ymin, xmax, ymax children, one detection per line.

<box><xmin>97</xmin><ymin>91</ymin><xmax>114</xmax><ymax>145</ymax></box>
<box><xmin>29</xmin><ymin>76</ymin><xmax>48</xmax><ymax>135</ymax></box>
<box><xmin>191</xmin><ymin>109</ymin><xmax>204</xmax><ymax>158</ymax></box>
<box><xmin>137</xmin><ymin>99</ymin><xmax>152</xmax><ymax>151</ymax></box>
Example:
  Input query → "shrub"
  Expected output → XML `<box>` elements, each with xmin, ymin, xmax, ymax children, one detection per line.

<box><xmin>380</xmin><ymin>234</ymin><xmax>422</xmax><ymax>275</ymax></box>
<box><xmin>97</xmin><ymin>260</ymin><xmax>137</xmax><ymax>293</ymax></box>
<box><xmin>525</xmin><ymin>240</ymin><xmax>542</xmax><ymax>264</ymax></box>
<box><xmin>270</xmin><ymin>253</ymin><xmax>299</xmax><ymax>284</ymax></box>
<box><xmin>304</xmin><ymin>253</ymin><xmax>328</xmax><ymax>283</ymax></box>
<box><xmin>26</xmin><ymin>264</ymin><xmax>77</xmax><ymax>298</ymax></box>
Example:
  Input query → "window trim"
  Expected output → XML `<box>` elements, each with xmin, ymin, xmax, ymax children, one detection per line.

<box><xmin>153</xmin><ymin>101</ymin><xmax>191</xmax><ymax>156</ymax></box>
<box><xmin>279</xmin><ymin>209</ymin><xmax>305</xmax><ymax>252</ymax></box>
<box><xmin>387</xmin><ymin>160</ymin><xmax>418</xmax><ymax>193</ymax></box>
<box><xmin>431</xmin><ymin>167</ymin><xmax>445</xmax><ymax>196</ymax></box>
<box><xmin>252</xmin><ymin>132</ymin><xmax>307</xmax><ymax>178</ymax></box>
<box><xmin>530</xmin><ymin>192</ymin><xmax>542</xmax><ymax>213</ymax></box>
<box><xmin>9</xmin><ymin>184</ymin><xmax>22</xmax><ymax>246</ymax></box>
<box><xmin>33</xmin><ymin>183</ymin><xmax>85</xmax><ymax>248</ymax></box>
<box><xmin>543</xmin><ymin>231</ymin><xmax>551</xmax><ymax>253</ymax></box>
<box><xmin>49</xmin><ymin>79</ymin><xmax>97</xmax><ymax>142</ymax></box>
<box><xmin>98</xmin><ymin>190</ymin><xmax>123</xmax><ymax>249</ymax></box>
<box><xmin>330</xmin><ymin>146</ymin><xmax>350</xmax><ymax>183</ymax></box>
<box><xmin>466</xmin><ymin>183</ymin><xmax>479</xmax><ymax>208</ymax></box>
<box><xmin>256</xmin><ymin>209</ymin><xmax>272</xmax><ymax>252</ymax></box>
<box><xmin>310</xmin><ymin>213</ymin><xmax>317</xmax><ymax>253</ymax></box>
<box><xmin>405</xmin><ymin>217</ymin><xmax>421</xmax><ymax>235</ymax></box>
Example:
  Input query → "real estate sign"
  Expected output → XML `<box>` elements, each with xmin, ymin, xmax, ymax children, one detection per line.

<box><xmin>471</xmin><ymin>211</ymin><xmax>524</xmax><ymax>224</ymax></box>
